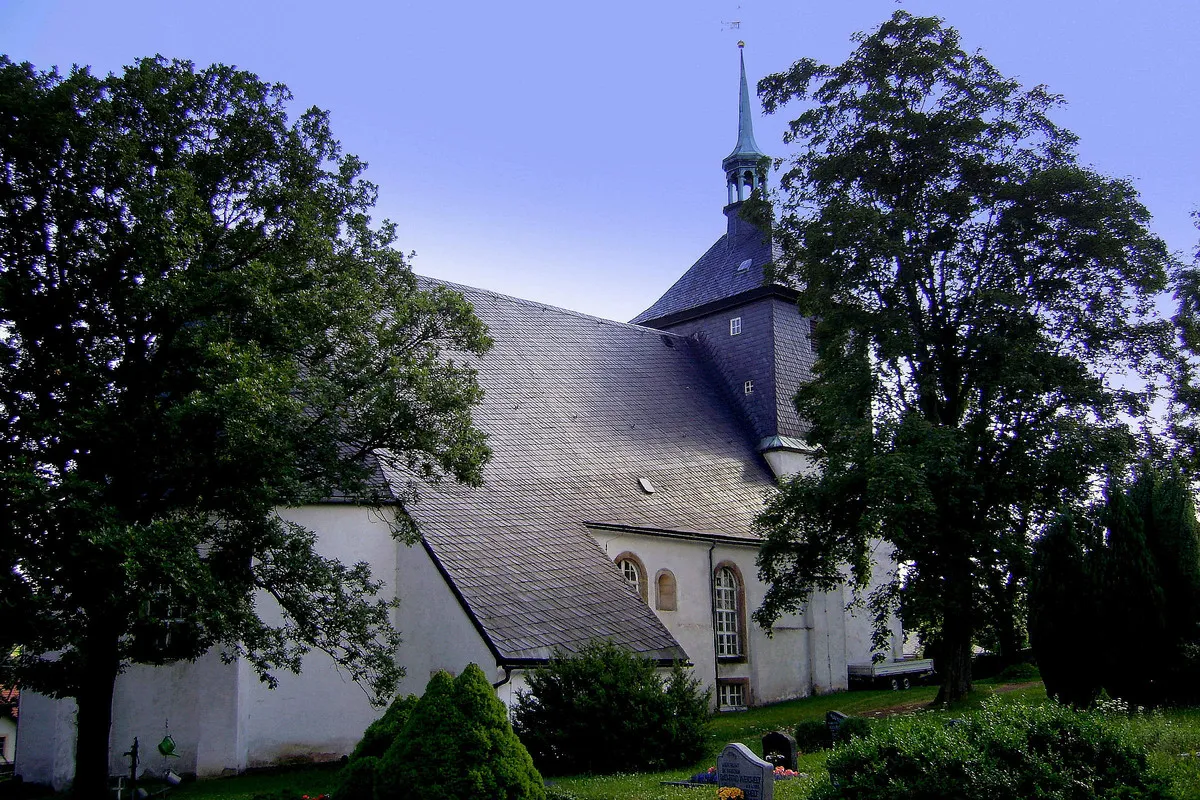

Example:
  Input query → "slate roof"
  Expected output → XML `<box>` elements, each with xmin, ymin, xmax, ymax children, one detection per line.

<box><xmin>629</xmin><ymin>212</ymin><xmax>786</xmax><ymax>326</ymax></box>
<box><xmin>384</xmin><ymin>280</ymin><xmax>779</xmax><ymax>663</ymax></box>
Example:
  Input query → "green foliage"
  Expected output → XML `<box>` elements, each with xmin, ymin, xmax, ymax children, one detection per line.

<box><xmin>1030</xmin><ymin>511</ymin><xmax>1104</xmax><ymax>707</ymax></box>
<box><xmin>792</xmin><ymin>720</ymin><xmax>832</xmax><ymax>753</ymax></box>
<box><xmin>834</xmin><ymin>717</ymin><xmax>871</xmax><ymax>743</ymax></box>
<box><xmin>813</xmin><ymin>700</ymin><xmax>1169</xmax><ymax>800</ymax></box>
<box><xmin>752</xmin><ymin>11</ymin><xmax>1176</xmax><ymax>703</ymax></box>
<box><xmin>991</xmin><ymin>662</ymin><xmax>1040</xmax><ymax>683</ymax></box>
<box><xmin>375</xmin><ymin>665</ymin><xmax>545</xmax><ymax>800</ymax></box>
<box><xmin>332</xmin><ymin>756</ymin><xmax>377</xmax><ymax>800</ymax></box>
<box><xmin>1102</xmin><ymin>465</ymin><xmax>1200</xmax><ymax>707</ymax></box>
<box><xmin>1033</xmin><ymin>463</ymin><xmax>1200</xmax><ymax>709</ymax></box>
<box><xmin>347</xmin><ymin>694</ymin><xmax>418</xmax><ymax>762</ymax></box>
<box><xmin>511</xmin><ymin>641</ymin><xmax>712</xmax><ymax>775</ymax></box>
<box><xmin>0</xmin><ymin>55</ymin><xmax>492</xmax><ymax>793</ymax></box>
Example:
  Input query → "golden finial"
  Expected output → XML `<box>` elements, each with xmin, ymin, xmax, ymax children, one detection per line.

<box><xmin>737</xmin><ymin>41</ymin><xmax>745</xmax><ymax>49</ymax></box>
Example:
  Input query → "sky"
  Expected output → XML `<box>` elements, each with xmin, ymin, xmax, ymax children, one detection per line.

<box><xmin>2</xmin><ymin>0</ymin><xmax>1198</xmax><ymax>323</ymax></box>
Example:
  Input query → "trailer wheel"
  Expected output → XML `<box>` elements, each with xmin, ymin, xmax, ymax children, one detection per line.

<box><xmin>890</xmin><ymin>678</ymin><xmax>900</xmax><ymax>691</ymax></box>
<box><xmin>902</xmin><ymin>677</ymin><xmax>911</xmax><ymax>690</ymax></box>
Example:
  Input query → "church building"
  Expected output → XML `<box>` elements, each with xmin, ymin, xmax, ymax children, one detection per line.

<box><xmin>15</xmin><ymin>48</ymin><xmax>900</xmax><ymax>789</ymax></box>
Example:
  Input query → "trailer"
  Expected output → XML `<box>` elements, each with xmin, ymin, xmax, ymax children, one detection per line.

<box><xmin>847</xmin><ymin>658</ymin><xmax>935</xmax><ymax>690</ymax></box>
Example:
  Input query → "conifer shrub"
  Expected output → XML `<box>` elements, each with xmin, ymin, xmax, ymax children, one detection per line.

<box><xmin>333</xmin><ymin>692</ymin><xmax>418</xmax><ymax>800</ymax></box>
<box><xmin>374</xmin><ymin>665</ymin><xmax>545</xmax><ymax>800</ymax></box>
<box><xmin>511</xmin><ymin>641</ymin><xmax>712</xmax><ymax>775</ymax></box>
<box><xmin>349</xmin><ymin>694</ymin><xmax>418</xmax><ymax>761</ymax></box>
<box><xmin>811</xmin><ymin>699</ymin><xmax>1169</xmax><ymax>800</ymax></box>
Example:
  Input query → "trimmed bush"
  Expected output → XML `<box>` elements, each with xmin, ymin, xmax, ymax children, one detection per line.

<box><xmin>793</xmin><ymin>720</ymin><xmax>832</xmax><ymax>753</ymax></box>
<box><xmin>812</xmin><ymin>699</ymin><xmax>1169</xmax><ymax>800</ymax></box>
<box><xmin>333</xmin><ymin>755</ymin><xmax>377</xmax><ymax>800</ymax></box>
<box><xmin>348</xmin><ymin>693</ymin><xmax>418</xmax><ymax>761</ymax></box>
<box><xmin>511</xmin><ymin>641</ymin><xmax>712</xmax><ymax>775</ymax></box>
<box><xmin>834</xmin><ymin>716</ymin><xmax>871</xmax><ymax>743</ymax></box>
<box><xmin>334</xmin><ymin>693</ymin><xmax>418</xmax><ymax>800</ymax></box>
<box><xmin>373</xmin><ymin>665</ymin><xmax>545</xmax><ymax>800</ymax></box>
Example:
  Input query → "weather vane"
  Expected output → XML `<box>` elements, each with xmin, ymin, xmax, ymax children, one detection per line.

<box><xmin>721</xmin><ymin>0</ymin><xmax>742</xmax><ymax>30</ymax></box>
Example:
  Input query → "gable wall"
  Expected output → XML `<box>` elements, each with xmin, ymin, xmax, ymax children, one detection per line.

<box><xmin>661</xmin><ymin>297</ymin><xmax>776</xmax><ymax>441</ymax></box>
<box><xmin>660</xmin><ymin>297</ymin><xmax>814</xmax><ymax>443</ymax></box>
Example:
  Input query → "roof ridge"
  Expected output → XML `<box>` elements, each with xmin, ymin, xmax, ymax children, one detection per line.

<box><xmin>420</xmin><ymin>273</ymin><xmax>693</xmax><ymax>337</ymax></box>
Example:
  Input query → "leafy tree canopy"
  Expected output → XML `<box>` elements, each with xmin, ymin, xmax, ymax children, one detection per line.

<box><xmin>751</xmin><ymin>12</ymin><xmax>1176</xmax><ymax>701</ymax></box>
<box><xmin>0</xmin><ymin>55</ymin><xmax>491</xmax><ymax>793</ymax></box>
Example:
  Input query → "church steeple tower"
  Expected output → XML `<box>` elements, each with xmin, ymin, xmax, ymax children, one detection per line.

<box><xmin>722</xmin><ymin>42</ymin><xmax>768</xmax><ymax>206</ymax></box>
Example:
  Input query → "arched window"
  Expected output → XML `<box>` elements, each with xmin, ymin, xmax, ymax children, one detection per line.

<box><xmin>614</xmin><ymin>552</ymin><xmax>648</xmax><ymax>603</ymax></box>
<box><xmin>655</xmin><ymin>570</ymin><xmax>677</xmax><ymax>611</ymax></box>
<box><xmin>714</xmin><ymin>564</ymin><xmax>744</xmax><ymax>658</ymax></box>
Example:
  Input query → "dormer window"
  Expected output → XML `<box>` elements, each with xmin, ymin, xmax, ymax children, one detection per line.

<box><xmin>730</xmin><ymin>317</ymin><xmax>742</xmax><ymax>336</ymax></box>
<box><xmin>737</xmin><ymin>258</ymin><xmax>752</xmax><ymax>272</ymax></box>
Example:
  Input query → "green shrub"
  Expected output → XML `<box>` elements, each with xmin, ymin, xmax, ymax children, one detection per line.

<box><xmin>334</xmin><ymin>692</ymin><xmax>418</xmax><ymax>800</ymax></box>
<box><xmin>375</xmin><ymin>664</ymin><xmax>545</xmax><ymax>800</ymax></box>
<box><xmin>793</xmin><ymin>719</ymin><xmax>832</xmax><ymax>753</ymax></box>
<box><xmin>511</xmin><ymin>641</ymin><xmax>712</xmax><ymax>775</ymax></box>
<box><xmin>834</xmin><ymin>716</ymin><xmax>871</xmax><ymax>743</ymax></box>
<box><xmin>812</xmin><ymin>699</ymin><xmax>1169</xmax><ymax>800</ymax></box>
<box><xmin>349</xmin><ymin>694</ymin><xmax>418</xmax><ymax>761</ymax></box>
<box><xmin>993</xmin><ymin>662</ymin><xmax>1041</xmax><ymax>683</ymax></box>
<box><xmin>333</xmin><ymin>755</ymin><xmax>377</xmax><ymax>800</ymax></box>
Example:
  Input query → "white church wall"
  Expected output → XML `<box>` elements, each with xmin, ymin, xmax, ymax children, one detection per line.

<box><xmin>13</xmin><ymin>691</ymin><xmax>77</xmax><ymax>791</ymax></box>
<box><xmin>392</xmin><ymin>530</ymin><xmax>496</xmax><ymax>699</ymax></box>
<box><xmin>237</xmin><ymin>505</ymin><xmax>405</xmax><ymax>768</ymax></box>
<box><xmin>108</xmin><ymin>653</ymin><xmax>242</xmax><ymax>779</ymax></box>
<box><xmin>588</xmin><ymin>529</ymin><xmax>817</xmax><ymax>706</ymax></box>
<box><xmin>842</xmin><ymin>540</ymin><xmax>905</xmax><ymax>667</ymax></box>
<box><xmin>1</xmin><ymin>714</ymin><xmax>15</xmax><ymax>764</ymax></box>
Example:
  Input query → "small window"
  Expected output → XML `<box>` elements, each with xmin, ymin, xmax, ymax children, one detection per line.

<box><xmin>737</xmin><ymin>258</ymin><xmax>752</xmax><ymax>272</ymax></box>
<box><xmin>744</xmin><ymin>380</ymin><xmax>754</xmax><ymax>394</ymax></box>
<box><xmin>730</xmin><ymin>317</ymin><xmax>742</xmax><ymax>336</ymax></box>
<box><xmin>808</xmin><ymin>318</ymin><xmax>819</xmax><ymax>353</ymax></box>
<box><xmin>718</xmin><ymin>680</ymin><xmax>748</xmax><ymax>710</ymax></box>
<box><xmin>655</xmin><ymin>570</ymin><xmax>678</xmax><ymax>612</ymax></box>
<box><xmin>614</xmin><ymin>552</ymin><xmax>648</xmax><ymax>603</ymax></box>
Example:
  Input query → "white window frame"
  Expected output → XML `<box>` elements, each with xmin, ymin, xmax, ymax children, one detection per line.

<box><xmin>730</xmin><ymin>317</ymin><xmax>742</xmax><ymax>336</ymax></box>
<box><xmin>718</xmin><ymin>681</ymin><xmax>746</xmax><ymax>709</ymax></box>
<box><xmin>619</xmin><ymin>559</ymin><xmax>641</xmax><ymax>596</ymax></box>
<box><xmin>744</xmin><ymin>380</ymin><xmax>754</xmax><ymax>394</ymax></box>
<box><xmin>714</xmin><ymin>567</ymin><xmax>741</xmax><ymax>657</ymax></box>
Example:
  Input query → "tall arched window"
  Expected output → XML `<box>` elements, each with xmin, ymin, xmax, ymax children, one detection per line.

<box><xmin>614</xmin><ymin>552</ymin><xmax>648</xmax><ymax>603</ymax></box>
<box><xmin>714</xmin><ymin>565</ymin><xmax>743</xmax><ymax>658</ymax></box>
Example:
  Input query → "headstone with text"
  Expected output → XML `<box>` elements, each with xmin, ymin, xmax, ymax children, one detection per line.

<box><xmin>717</xmin><ymin>742</ymin><xmax>773</xmax><ymax>800</ymax></box>
<box><xmin>825</xmin><ymin>710</ymin><xmax>848</xmax><ymax>741</ymax></box>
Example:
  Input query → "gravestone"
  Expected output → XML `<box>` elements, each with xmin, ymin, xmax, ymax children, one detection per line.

<box><xmin>825</xmin><ymin>710</ymin><xmax>848</xmax><ymax>741</ymax></box>
<box><xmin>761</xmin><ymin>731</ymin><xmax>798</xmax><ymax>771</ymax></box>
<box><xmin>717</xmin><ymin>742</ymin><xmax>773</xmax><ymax>800</ymax></box>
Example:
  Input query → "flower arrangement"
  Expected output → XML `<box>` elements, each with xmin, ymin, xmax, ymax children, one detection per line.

<box><xmin>718</xmin><ymin>787</ymin><xmax>745</xmax><ymax>800</ymax></box>
<box><xmin>773</xmin><ymin>766</ymin><xmax>800</xmax><ymax>780</ymax></box>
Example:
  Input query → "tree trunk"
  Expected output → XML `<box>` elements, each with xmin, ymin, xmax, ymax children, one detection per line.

<box><xmin>72</xmin><ymin>632</ymin><xmax>120</xmax><ymax>798</ymax></box>
<box><xmin>934</xmin><ymin>619</ymin><xmax>974</xmax><ymax>703</ymax></box>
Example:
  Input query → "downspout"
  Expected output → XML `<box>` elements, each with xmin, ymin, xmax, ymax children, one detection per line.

<box><xmin>708</xmin><ymin>542</ymin><xmax>719</xmax><ymax>698</ymax></box>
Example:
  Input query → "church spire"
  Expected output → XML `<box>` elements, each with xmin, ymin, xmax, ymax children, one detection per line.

<box><xmin>722</xmin><ymin>42</ymin><xmax>768</xmax><ymax>206</ymax></box>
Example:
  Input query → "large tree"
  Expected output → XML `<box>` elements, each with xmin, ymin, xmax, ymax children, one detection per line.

<box><xmin>751</xmin><ymin>12</ymin><xmax>1175</xmax><ymax>701</ymax></box>
<box><xmin>0</xmin><ymin>56</ymin><xmax>491</xmax><ymax>794</ymax></box>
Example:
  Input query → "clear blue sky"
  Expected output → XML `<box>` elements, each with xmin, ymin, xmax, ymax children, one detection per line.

<box><xmin>3</xmin><ymin>0</ymin><xmax>1197</xmax><ymax>322</ymax></box>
